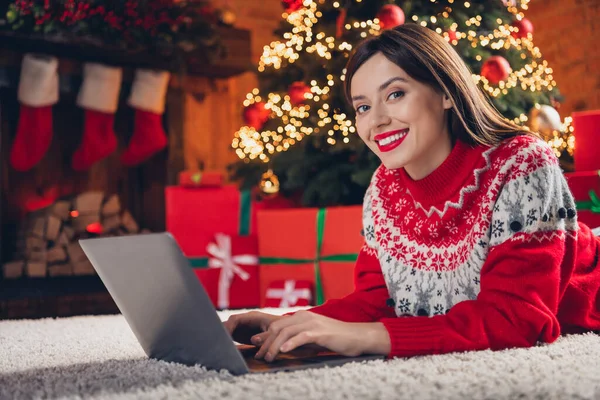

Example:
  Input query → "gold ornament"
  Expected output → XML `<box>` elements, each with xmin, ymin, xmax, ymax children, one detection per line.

<box><xmin>260</xmin><ymin>169</ymin><xmax>280</xmax><ymax>194</ymax></box>
<box><xmin>219</xmin><ymin>7</ymin><xmax>236</xmax><ymax>26</ymax></box>
<box><xmin>527</xmin><ymin>105</ymin><xmax>575</xmax><ymax>158</ymax></box>
<box><xmin>528</xmin><ymin>104</ymin><xmax>563</xmax><ymax>134</ymax></box>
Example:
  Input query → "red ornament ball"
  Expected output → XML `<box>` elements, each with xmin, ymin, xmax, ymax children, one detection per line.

<box><xmin>243</xmin><ymin>102</ymin><xmax>271</xmax><ymax>130</ymax></box>
<box><xmin>376</xmin><ymin>4</ymin><xmax>405</xmax><ymax>30</ymax></box>
<box><xmin>480</xmin><ymin>56</ymin><xmax>512</xmax><ymax>85</ymax></box>
<box><xmin>446</xmin><ymin>29</ymin><xmax>458</xmax><ymax>43</ymax></box>
<box><xmin>288</xmin><ymin>81</ymin><xmax>311</xmax><ymax>106</ymax></box>
<box><xmin>511</xmin><ymin>18</ymin><xmax>533</xmax><ymax>39</ymax></box>
<box><xmin>281</xmin><ymin>0</ymin><xmax>303</xmax><ymax>13</ymax></box>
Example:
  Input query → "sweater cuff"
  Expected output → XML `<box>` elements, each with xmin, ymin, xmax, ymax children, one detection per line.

<box><xmin>380</xmin><ymin>316</ymin><xmax>445</xmax><ymax>358</ymax></box>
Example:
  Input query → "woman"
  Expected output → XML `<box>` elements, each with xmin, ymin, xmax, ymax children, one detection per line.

<box><xmin>224</xmin><ymin>24</ymin><xmax>600</xmax><ymax>363</ymax></box>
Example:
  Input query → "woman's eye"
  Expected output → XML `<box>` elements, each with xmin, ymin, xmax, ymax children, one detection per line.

<box><xmin>388</xmin><ymin>91</ymin><xmax>405</xmax><ymax>100</ymax></box>
<box><xmin>356</xmin><ymin>105</ymin><xmax>370</xmax><ymax>114</ymax></box>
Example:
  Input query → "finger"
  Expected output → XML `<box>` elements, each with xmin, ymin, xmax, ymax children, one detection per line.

<box><xmin>227</xmin><ymin>311</ymin><xmax>268</xmax><ymax>331</ymax></box>
<box><xmin>250</xmin><ymin>331</ymin><xmax>269</xmax><ymax>346</ymax></box>
<box><xmin>280</xmin><ymin>330</ymin><xmax>318</xmax><ymax>354</ymax></box>
<box><xmin>223</xmin><ymin>315</ymin><xmax>238</xmax><ymax>335</ymax></box>
<box><xmin>264</xmin><ymin>323</ymin><xmax>313</xmax><ymax>362</ymax></box>
<box><xmin>254</xmin><ymin>317</ymin><xmax>296</xmax><ymax>359</ymax></box>
<box><xmin>255</xmin><ymin>331</ymin><xmax>277</xmax><ymax>360</ymax></box>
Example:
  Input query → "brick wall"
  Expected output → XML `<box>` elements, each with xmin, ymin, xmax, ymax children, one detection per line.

<box><xmin>526</xmin><ymin>0</ymin><xmax>600</xmax><ymax>117</ymax></box>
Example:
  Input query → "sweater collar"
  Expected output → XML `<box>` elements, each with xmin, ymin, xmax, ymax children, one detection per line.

<box><xmin>393</xmin><ymin>139</ymin><xmax>485</xmax><ymax>206</ymax></box>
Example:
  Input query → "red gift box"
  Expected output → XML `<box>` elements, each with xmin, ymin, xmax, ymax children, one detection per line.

<box><xmin>573</xmin><ymin>110</ymin><xmax>600</xmax><ymax>172</ymax></box>
<box><xmin>166</xmin><ymin>185</ymin><xmax>264</xmax><ymax>308</ymax></box>
<box><xmin>264</xmin><ymin>279</ymin><xmax>313</xmax><ymax>308</ymax></box>
<box><xmin>564</xmin><ymin>170</ymin><xmax>600</xmax><ymax>229</ymax></box>
<box><xmin>166</xmin><ymin>185</ymin><xmax>260</xmax><ymax>257</ymax></box>
<box><xmin>179</xmin><ymin>170</ymin><xmax>224</xmax><ymax>187</ymax></box>
<box><xmin>257</xmin><ymin>206</ymin><xmax>363</xmax><ymax>307</ymax></box>
<box><xmin>194</xmin><ymin>233</ymin><xmax>260</xmax><ymax>309</ymax></box>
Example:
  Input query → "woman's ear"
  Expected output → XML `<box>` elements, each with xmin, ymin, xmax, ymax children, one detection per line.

<box><xmin>442</xmin><ymin>94</ymin><xmax>453</xmax><ymax>110</ymax></box>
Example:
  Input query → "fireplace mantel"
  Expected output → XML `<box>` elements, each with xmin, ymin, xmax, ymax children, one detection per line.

<box><xmin>0</xmin><ymin>26</ymin><xmax>252</xmax><ymax>79</ymax></box>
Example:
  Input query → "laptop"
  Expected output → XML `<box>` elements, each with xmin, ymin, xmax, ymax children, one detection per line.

<box><xmin>79</xmin><ymin>232</ymin><xmax>385</xmax><ymax>375</ymax></box>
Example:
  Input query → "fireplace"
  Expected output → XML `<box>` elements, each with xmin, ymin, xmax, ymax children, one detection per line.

<box><xmin>0</xmin><ymin>83</ymin><xmax>168</xmax><ymax>320</ymax></box>
<box><xmin>3</xmin><ymin>191</ymin><xmax>145</xmax><ymax>280</ymax></box>
<box><xmin>0</xmin><ymin>23</ymin><xmax>252</xmax><ymax>319</ymax></box>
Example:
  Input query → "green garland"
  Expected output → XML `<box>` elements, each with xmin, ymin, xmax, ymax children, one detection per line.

<box><xmin>2</xmin><ymin>0</ymin><xmax>221</xmax><ymax>58</ymax></box>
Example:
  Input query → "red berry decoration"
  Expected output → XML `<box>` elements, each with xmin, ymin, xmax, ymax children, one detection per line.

<box><xmin>511</xmin><ymin>18</ymin><xmax>533</xmax><ymax>39</ymax></box>
<box><xmin>377</xmin><ymin>4</ymin><xmax>405</xmax><ymax>30</ymax></box>
<box><xmin>288</xmin><ymin>81</ymin><xmax>311</xmax><ymax>106</ymax></box>
<box><xmin>281</xmin><ymin>0</ymin><xmax>304</xmax><ymax>13</ymax></box>
<box><xmin>243</xmin><ymin>102</ymin><xmax>271</xmax><ymax>130</ymax></box>
<box><xmin>480</xmin><ymin>56</ymin><xmax>512</xmax><ymax>85</ymax></box>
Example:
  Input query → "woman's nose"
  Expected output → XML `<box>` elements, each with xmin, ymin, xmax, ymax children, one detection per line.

<box><xmin>370</xmin><ymin>107</ymin><xmax>391</xmax><ymax>130</ymax></box>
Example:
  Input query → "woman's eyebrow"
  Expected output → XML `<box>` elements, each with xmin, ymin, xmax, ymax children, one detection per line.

<box><xmin>351</xmin><ymin>76</ymin><xmax>409</xmax><ymax>102</ymax></box>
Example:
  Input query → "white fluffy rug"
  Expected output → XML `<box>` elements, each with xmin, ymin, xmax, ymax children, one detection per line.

<box><xmin>2</xmin><ymin>307</ymin><xmax>600</xmax><ymax>400</ymax></box>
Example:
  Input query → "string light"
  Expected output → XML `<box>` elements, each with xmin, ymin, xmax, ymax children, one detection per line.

<box><xmin>233</xmin><ymin>0</ymin><xmax>569</xmax><ymax>162</ymax></box>
<box><xmin>543</xmin><ymin>117</ymin><xmax>575</xmax><ymax>158</ymax></box>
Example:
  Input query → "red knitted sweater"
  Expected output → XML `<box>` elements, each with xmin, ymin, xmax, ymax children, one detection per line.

<box><xmin>309</xmin><ymin>135</ymin><xmax>600</xmax><ymax>358</ymax></box>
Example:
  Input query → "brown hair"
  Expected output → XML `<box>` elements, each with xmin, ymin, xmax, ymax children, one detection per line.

<box><xmin>344</xmin><ymin>23</ymin><xmax>531</xmax><ymax>146</ymax></box>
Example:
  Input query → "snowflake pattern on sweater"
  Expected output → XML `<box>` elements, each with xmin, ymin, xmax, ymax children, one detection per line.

<box><xmin>363</xmin><ymin>135</ymin><xmax>579</xmax><ymax>318</ymax></box>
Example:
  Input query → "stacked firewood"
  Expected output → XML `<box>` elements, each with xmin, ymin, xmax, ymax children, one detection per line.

<box><xmin>3</xmin><ymin>192</ymin><xmax>143</xmax><ymax>279</ymax></box>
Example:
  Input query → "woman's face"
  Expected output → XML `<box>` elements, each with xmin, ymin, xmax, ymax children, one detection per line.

<box><xmin>350</xmin><ymin>52</ymin><xmax>453</xmax><ymax>179</ymax></box>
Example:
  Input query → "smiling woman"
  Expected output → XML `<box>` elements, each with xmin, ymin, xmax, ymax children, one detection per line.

<box><xmin>344</xmin><ymin>24</ymin><xmax>526</xmax><ymax>179</ymax></box>
<box><xmin>349</xmin><ymin>55</ymin><xmax>453</xmax><ymax>179</ymax></box>
<box><xmin>224</xmin><ymin>23</ymin><xmax>600</xmax><ymax>364</ymax></box>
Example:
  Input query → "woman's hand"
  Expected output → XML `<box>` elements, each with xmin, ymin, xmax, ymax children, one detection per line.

<box><xmin>223</xmin><ymin>311</ymin><xmax>283</xmax><ymax>345</ymax></box>
<box><xmin>250</xmin><ymin>310</ymin><xmax>391</xmax><ymax>362</ymax></box>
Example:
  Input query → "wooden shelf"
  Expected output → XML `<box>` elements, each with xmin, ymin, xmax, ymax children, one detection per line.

<box><xmin>0</xmin><ymin>26</ymin><xmax>252</xmax><ymax>79</ymax></box>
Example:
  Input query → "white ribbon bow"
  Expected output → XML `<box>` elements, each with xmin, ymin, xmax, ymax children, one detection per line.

<box><xmin>206</xmin><ymin>233</ymin><xmax>259</xmax><ymax>309</ymax></box>
<box><xmin>265</xmin><ymin>280</ymin><xmax>312</xmax><ymax>308</ymax></box>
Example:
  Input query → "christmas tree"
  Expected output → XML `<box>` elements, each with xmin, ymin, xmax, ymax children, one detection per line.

<box><xmin>229</xmin><ymin>0</ymin><xmax>572</xmax><ymax>207</ymax></box>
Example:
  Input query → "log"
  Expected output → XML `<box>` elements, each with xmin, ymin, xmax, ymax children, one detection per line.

<box><xmin>57</xmin><ymin>231</ymin><xmax>70</xmax><ymax>246</ymax></box>
<box><xmin>121</xmin><ymin>211</ymin><xmax>139</xmax><ymax>233</ymax></box>
<box><xmin>46</xmin><ymin>215</ymin><xmax>62</xmax><ymax>242</ymax></box>
<box><xmin>102</xmin><ymin>214</ymin><xmax>121</xmax><ymax>233</ymax></box>
<box><xmin>48</xmin><ymin>263</ymin><xmax>73</xmax><ymax>277</ymax></box>
<box><xmin>25</xmin><ymin>261</ymin><xmax>47</xmax><ymax>278</ymax></box>
<box><xmin>31</xmin><ymin>217</ymin><xmax>46</xmax><ymax>238</ymax></box>
<box><xmin>3</xmin><ymin>261</ymin><xmax>24</xmax><ymax>279</ymax></box>
<box><xmin>47</xmin><ymin>246</ymin><xmax>68</xmax><ymax>264</ymax></box>
<box><xmin>63</xmin><ymin>226</ymin><xmax>75</xmax><ymax>240</ymax></box>
<box><xmin>102</xmin><ymin>195</ymin><xmax>121</xmax><ymax>217</ymax></box>
<box><xmin>52</xmin><ymin>200</ymin><xmax>72</xmax><ymax>221</ymax></box>
<box><xmin>66</xmin><ymin>242</ymin><xmax>86</xmax><ymax>263</ymax></box>
<box><xmin>25</xmin><ymin>248</ymin><xmax>46</xmax><ymax>262</ymax></box>
<box><xmin>26</xmin><ymin>235</ymin><xmax>46</xmax><ymax>251</ymax></box>
<box><xmin>75</xmin><ymin>192</ymin><xmax>104</xmax><ymax>214</ymax></box>
<box><xmin>71</xmin><ymin>258</ymin><xmax>95</xmax><ymax>275</ymax></box>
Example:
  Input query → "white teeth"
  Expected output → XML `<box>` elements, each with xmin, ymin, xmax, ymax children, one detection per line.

<box><xmin>378</xmin><ymin>130</ymin><xmax>407</xmax><ymax>146</ymax></box>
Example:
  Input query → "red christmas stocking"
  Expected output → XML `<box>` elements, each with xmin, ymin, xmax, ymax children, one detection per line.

<box><xmin>72</xmin><ymin>63</ymin><xmax>122</xmax><ymax>171</ymax></box>
<box><xmin>10</xmin><ymin>54</ymin><xmax>59</xmax><ymax>171</ymax></box>
<box><xmin>120</xmin><ymin>69</ymin><xmax>170</xmax><ymax>166</ymax></box>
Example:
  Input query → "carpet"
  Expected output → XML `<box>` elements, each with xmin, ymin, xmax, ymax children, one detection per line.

<box><xmin>2</xmin><ymin>307</ymin><xmax>600</xmax><ymax>400</ymax></box>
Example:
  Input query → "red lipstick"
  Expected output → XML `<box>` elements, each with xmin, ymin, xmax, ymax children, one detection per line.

<box><xmin>374</xmin><ymin>129</ymin><xmax>409</xmax><ymax>153</ymax></box>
